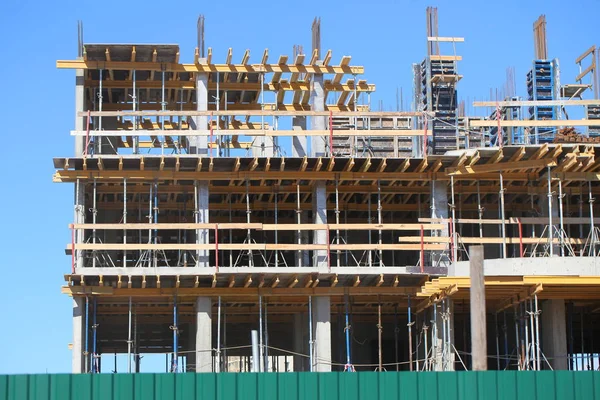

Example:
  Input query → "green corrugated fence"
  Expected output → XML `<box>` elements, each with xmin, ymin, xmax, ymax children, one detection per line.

<box><xmin>1</xmin><ymin>372</ymin><xmax>600</xmax><ymax>400</ymax></box>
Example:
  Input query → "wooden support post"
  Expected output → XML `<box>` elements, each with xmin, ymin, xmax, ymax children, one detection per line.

<box><xmin>469</xmin><ymin>245</ymin><xmax>487</xmax><ymax>371</ymax></box>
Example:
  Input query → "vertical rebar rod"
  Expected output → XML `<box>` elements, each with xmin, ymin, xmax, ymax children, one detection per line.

<box><xmin>500</xmin><ymin>172</ymin><xmax>507</xmax><ymax>258</ymax></box>
<box><xmin>127</xmin><ymin>296</ymin><xmax>132</xmax><ymax>373</ymax></box>
<box><xmin>216</xmin><ymin>296</ymin><xmax>221</xmax><ymax>373</ymax></box>
<box><xmin>547</xmin><ymin>166</ymin><xmax>554</xmax><ymax>256</ymax></box>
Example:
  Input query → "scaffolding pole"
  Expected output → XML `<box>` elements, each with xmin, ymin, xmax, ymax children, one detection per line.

<box><xmin>335</xmin><ymin>179</ymin><xmax>341</xmax><ymax>268</ymax></box>
<box><xmin>127</xmin><ymin>296</ymin><xmax>132</xmax><ymax>373</ymax></box>
<box><xmin>309</xmin><ymin>295</ymin><xmax>314</xmax><ymax>372</ymax></box>
<box><xmin>377</xmin><ymin>180</ymin><xmax>383</xmax><ymax>267</ymax></box>
<box><xmin>450</xmin><ymin>176</ymin><xmax>458</xmax><ymax>262</ymax></box>
<box><xmin>499</xmin><ymin>172</ymin><xmax>507</xmax><ymax>258</ymax></box>
<box><xmin>408</xmin><ymin>295</ymin><xmax>413</xmax><ymax>371</ymax></box>
<box><xmin>297</xmin><ymin>182</ymin><xmax>302</xmax><ymax>267</ymax></box>
<box><xmin>123</xmin><ymin>178</ymin><xmax>127</xmax><ymax>268</ymax></box>
<box><xmin>558</xmin><ymin>178</ymin><xmax>565</xmax><ymax>256</ymax></box>
<box><xmin>216</xmin><ymin>296</ymin><xmax>221</xmax><ymax>373</ymax></box>
<box><xmin>547</xmin><ymin>166</ymin><xmax>554</xmax><ymax>257</ymax></box>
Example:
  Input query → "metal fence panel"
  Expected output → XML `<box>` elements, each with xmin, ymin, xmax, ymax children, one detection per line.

<box><xmin>1</xmin><ymin>372</ymin><xmax>599</xmax><ymax>400</ymax></box>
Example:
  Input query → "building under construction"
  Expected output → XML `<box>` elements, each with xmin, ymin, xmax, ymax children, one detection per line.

<box><xmin>56</xmin><ymin>10</ymin><xmax>600</xmax><ymax>374</ymax></box>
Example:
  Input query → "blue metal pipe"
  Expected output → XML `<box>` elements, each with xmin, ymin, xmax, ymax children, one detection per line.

<box><xmin>154</xmin><ymin>181</ymin><xmax>158</xmax><ymax>246</ymax></box>
<box><xmin>344</xmin><ymin>293</ymin><xmax>352</xmax><ymax>369</ymax></box>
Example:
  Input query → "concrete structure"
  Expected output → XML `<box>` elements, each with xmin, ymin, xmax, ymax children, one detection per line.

<box><xmin>55</xmin><ymin>13</ymin><xmax>600</xmax><ymax>374</ymax></box>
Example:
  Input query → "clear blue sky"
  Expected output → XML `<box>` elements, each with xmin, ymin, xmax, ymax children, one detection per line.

<box><xmin>0</xmin><ymin>0</ymin><xmax>597</xmax><ymax>374</ymax></box>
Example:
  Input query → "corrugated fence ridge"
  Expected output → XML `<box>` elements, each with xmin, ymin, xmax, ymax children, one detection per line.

<box><xmin>1</xmin><ymin>371</ymin><xmax>599</xmax><ymax>400</ymax></box>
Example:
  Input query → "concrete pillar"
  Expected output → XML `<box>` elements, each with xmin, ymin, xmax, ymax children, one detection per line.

<box><xmin>411</xmin><ymin>63</ymin><xmax>423</xmax><ymax>157</ymax></box>
<box><xmin>294</xmin><ymin>213</ymin><xmax>310</xmax><ymax>267</ymax></box>
<box><xmin>75</xmin><ymin>68</ymin><xmax>85</xmax><ymax>155</ymax></box>
<box><xmin>189</xmin><ymin>72</ymin><xmax>209</xmax><ymax>155</ymax></box>
<box><xmin>312</xmin><ymin>181</ymin><xmax>328</xmax><ymax>270</ymax></box>
<box><xmin>292</xmin><ymin>116</ymin><xmax>308</xmax><ymax>157</ymax></box>
<box><xmin>293</xmin><ymin>313</ymin><xmax>308</xmax><ymax>371</ymax></box>
<box><xmin>310</xmin><ymin>74</ymin><xmax>326</xmax><ymax>157</ymax></box>
<box><xmin>72</xmin><ymin>297</ymin><xmax>85</xmax><ymax>373</ymax></box>
<box><xmin>430</xmin><ymin>181</ymin><xmax>449</xmax><ymax>266</ymax></box>
<box><xmin>542</xmin><ymin>299</ymin><xmax>568</xmax><ymax>370</ymax></box>
<box><xmin>195</xmin><ymin>297</ymin><xmax>212</xmax><ymax>372</ymax></box>
<box><xmin>314</xmin><ymin>296</ymin><xmax>332</xmax><ymax>371</ymax></box>
<box><xmin>74</xmin><ymin>68</ymin><xmax>86</xmax><ymax>271</ymax></box>
<box><xmin>196</xmin><ymin>181</ymin><xmax>210</xmax><ymax>267</ymax></box>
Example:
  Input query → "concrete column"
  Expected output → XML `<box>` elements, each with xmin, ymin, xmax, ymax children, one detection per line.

<box><xmin>293</xmin><ymin>312</ymin><xmax>308</xmax><ymax>371</ymax></box>
<box><xmin>189</xmin><ymin>72</ymin><xmax>208</xmax><ymax>155</ymax></box>
<box><xmin>294</xmin><ymin>213</ymin><xmax>310</xmax><ymax>267</ymax></box>
<box><xmin>72</xmin><ymin>297</ymin><xmax>85</xmax><ymax>373</ymax></box>
<box><xmin>411</xmin><ymin>63</ymin><xmax>423</xmax><ymax>157</ymax></box>
<box><xmin>542</xmin><ymin>299</ymin><xmax>568</xmax><ymax>370</ymax></box>
<box><xmin>74</xmin><ymin>67</ymin><xmax>86</xmax><ymax>271</ymax></box>
<box><xmin>195</xmin><ymin>297</ymin><xmax>212</xmax><ymax>372</ymax></box>
<box><xmin>430</xmin><ymin>181</ymin><xmax>449</xmax><ymax>266</ymax></box>
<box><xmin>196</xmin><ymin>181</ymin><xmax>210</xmax><ymax>267</ymax></box>
<box><xmin>292</xmin><ymin>116</ymin><xmax>308</xmax><ymax>157</ymax></box>
<box><xmin>314</xmin><ymin>296</ymin><xmax>332</xmax><ymax>372</ymax></box>
<box><xmin>75</xmin><ymin>68</ymin><xmax>85</xmax><ymax>155</ymax></box>
<box><xmin>312</xmin><ymin>182</ymin><xmax>328</xmax><ymax>270</ymax></box>
<box><xmin>311</xmin><ymin>74</ymin><xmax>326</xmax><ymax>157</ymax></box>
